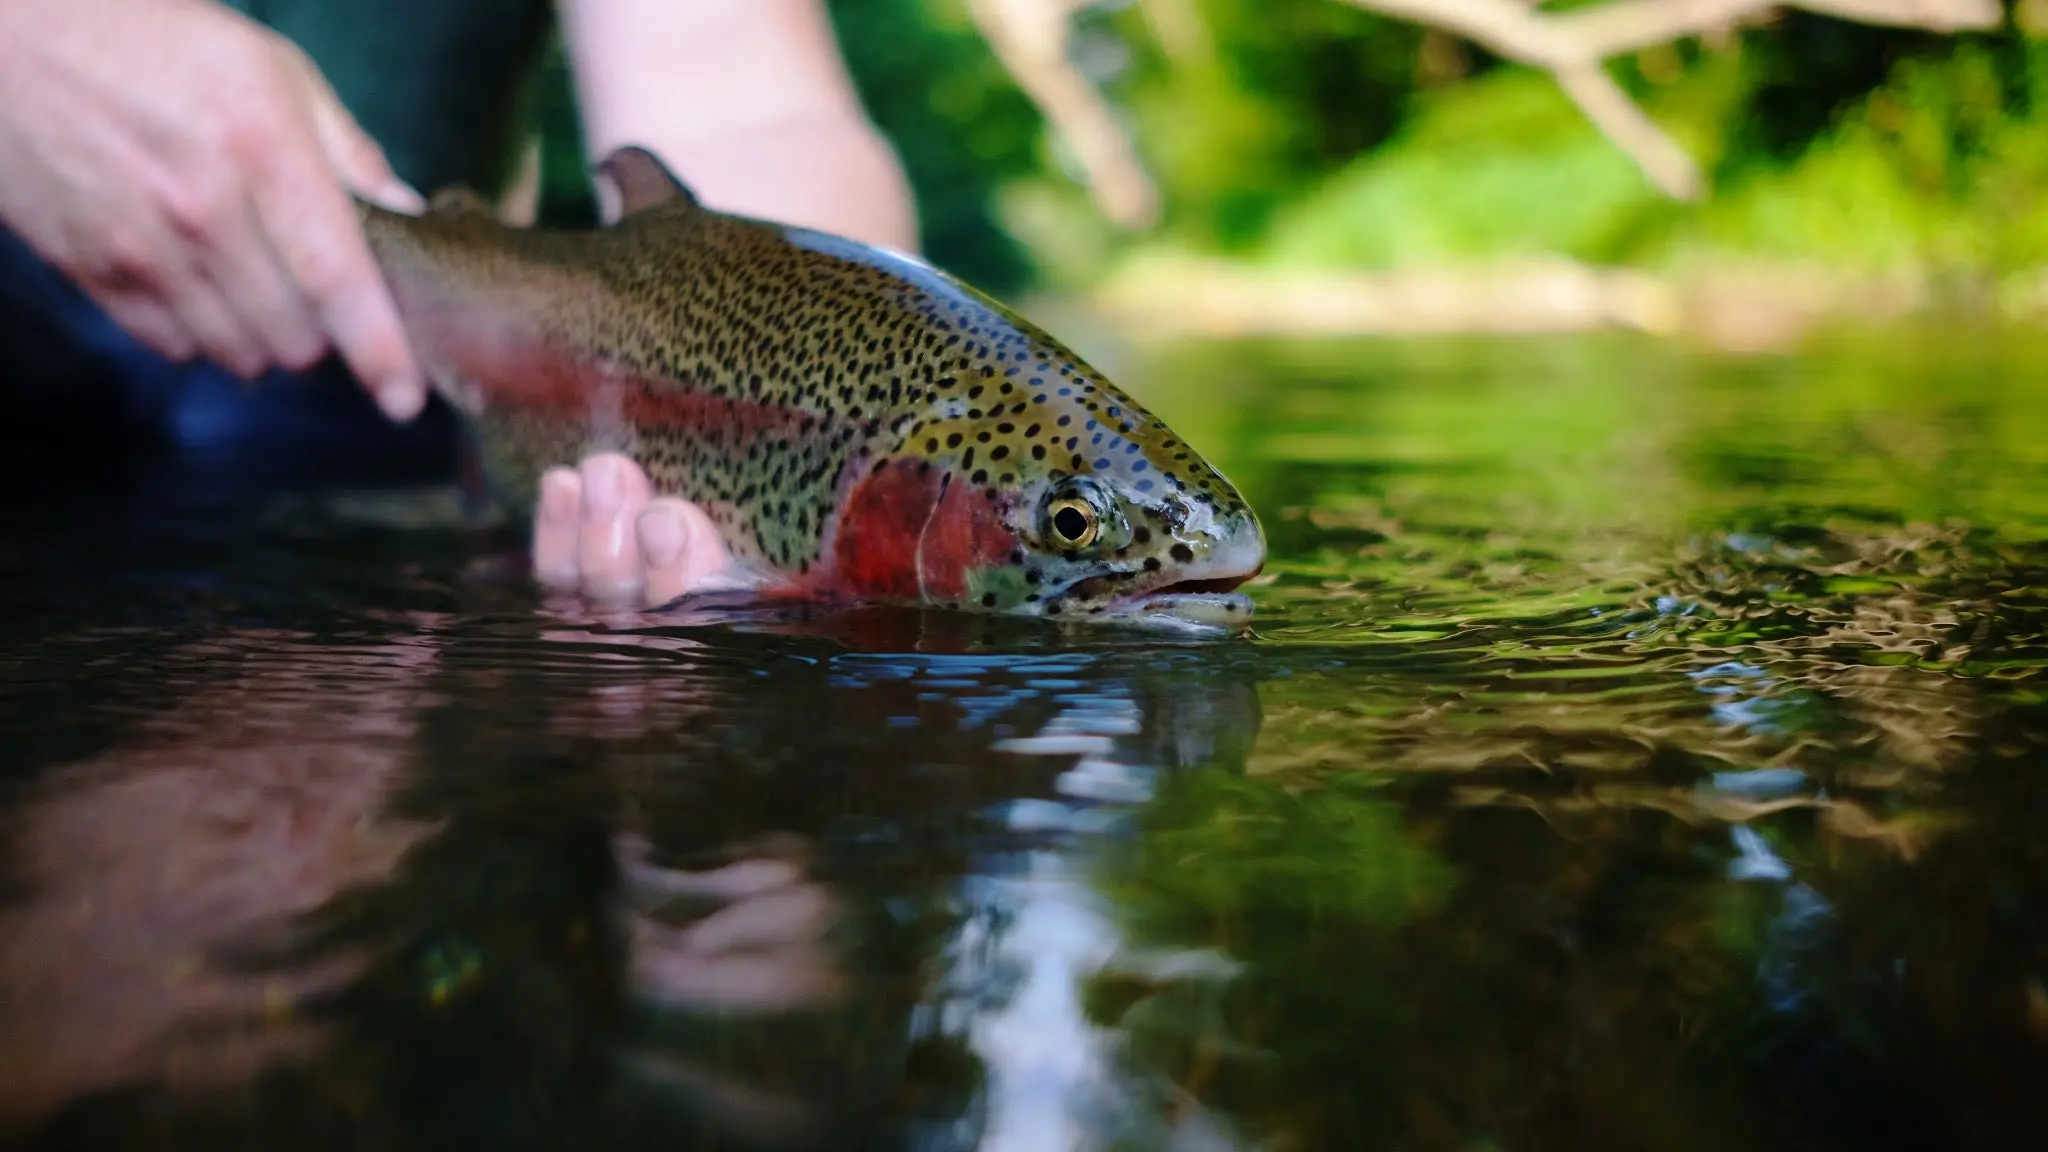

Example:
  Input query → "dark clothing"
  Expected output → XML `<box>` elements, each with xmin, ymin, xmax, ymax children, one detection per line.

<box><xmin>226</xmin><ymin>0</ymin><xmax>555</xmax><ymax>198</ymax></box>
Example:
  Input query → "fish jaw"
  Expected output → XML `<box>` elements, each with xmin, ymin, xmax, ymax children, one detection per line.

<box><xmin>1060</xmin><ymin>505</ymin><xmax>1265</xmax><ymax>627</ymax></box>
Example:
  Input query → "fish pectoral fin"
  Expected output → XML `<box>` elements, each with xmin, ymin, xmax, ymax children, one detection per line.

<box><xmin>593</xmin><ymin>146</ymin><xmax>701</xmax><ymax>222</ymax></box>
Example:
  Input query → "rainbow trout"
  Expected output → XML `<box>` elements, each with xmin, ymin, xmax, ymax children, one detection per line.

<box><xmin>358</xmin><ymin>146</ymin><xmax>1264</xmax><ymax>626</ymax></box>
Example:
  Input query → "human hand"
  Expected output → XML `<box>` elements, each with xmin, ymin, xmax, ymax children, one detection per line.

<box><xmin>0</xmin><ymin>0</ymin><xmax>430</xmax><ymax>421</ymax></box>
<box><xmin>532</xmin><ymin>454</ymin><xmax>736</xmax><ymax>608</ymax></box>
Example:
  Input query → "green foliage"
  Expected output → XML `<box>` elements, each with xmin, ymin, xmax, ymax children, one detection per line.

<box><xmin>1098</xmin><ymin>0</ymin><xmax>1432</xmax><ymax>251</ymax></box>
<box><xmin>1092</xmin><ymin>10</ymin><xmax>2048</xmax><ymax>287</ymax></box>
<box><xmin>532</xmin><ymin>0</ymin><xmax>2048</xmax><ymax>293</ymax></box>
<box><xmin>1109</xmin><ymin>23</ymin><xmax>2048</xmax><ymax>281</ymax></box>
<box><xmin>1257</xmin><ymin>69</ymin><xmax>1664</xmax><ymax>269</ymax></box>
<box><xmin>829</xmin><ymin>0</ymin><xmax>1047</xmax><ymax>290</ymax></box>
<box><xmin>1672</xmin><ymin>38</ymin><xmax>2048</xmax><ymax>274</ymax></box>
<box><xmin>1103</xmin><ymin>770</ymin><xmax>1456</xmax><ymax>935</ymax></box>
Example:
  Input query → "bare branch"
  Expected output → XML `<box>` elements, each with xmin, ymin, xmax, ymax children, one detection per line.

<box><xmin>1555</xmin><ymin>64</ymin><xmax>1702</xmax><ymax>198</ymax></box>
<box><xmin>964</xmin><ymin>0</ymin><xmax>1162</xmax><ymax>228</ymax></box>
<box><xmin>1325</xmin><ymin>0</ymin><xmax>1993</xmax><ymax>200</ymax></box>
<box><xmin>1555</xmin><ymin>0</ymin><xmax>1996</xmax><ymax>61</ymax></box>
<box><xmin>1551</xmin><ymin>0</ymin><xmax>1780</xmax><ymax>62</ymax></box>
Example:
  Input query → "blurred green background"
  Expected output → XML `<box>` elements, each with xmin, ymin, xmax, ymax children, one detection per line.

<box><xmin>534</xmin><ymin>0</ymin><xmax>2048</xmax><ymax>327</ymax></box>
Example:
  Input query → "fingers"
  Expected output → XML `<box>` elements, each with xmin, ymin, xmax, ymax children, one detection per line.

<box><xmin>298</xmin><ymin>62</ymin><xmax>424</xmax><ymax>213</ymax></box>
<box><xmin>192</xmin><ymin>196</ymin><xmax>325</xmax><ymax>373</ymax></box>
<box><xmin>532</xmin><ymin>467</ymin><xmax>584</xmax><ymax>590</ymax></box>
<box><xmin>637</xmin><ymin>498</ymin><xmax>729</xmax><ymax>607</ymax></box>
<box><xmin>245</xmin><ymin>70</ymin><xmax>425</xmax><ymax>421</ymax></box>
<box><xmin>160</xmin><ymin>259</ymin><xmax>267</xmax><ymax>379</ymax></box>
<box><xmin>91</xmin><ymin>288</ymin><xmax>197</xmax><ymax>362</ymax></box>
<box><xmin>576</xmin><ymin>453</ymin><xmax>656</xmax><ymax>602</ymax></box>
<box><xmin>248</xmin><ymin>158</ymin><xmax>423</xmax><ymax>418</ymax></box>
<box><xmin>530</xmin><ymin>455</ymin><xmax>729</xmax><ymax>607</ymax></box>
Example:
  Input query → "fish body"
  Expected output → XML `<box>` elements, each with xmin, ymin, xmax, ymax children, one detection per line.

<box><xmin>358</xmin><ymin>147</ymin><xmax>1263</xmax><ymax>625</ymax></box>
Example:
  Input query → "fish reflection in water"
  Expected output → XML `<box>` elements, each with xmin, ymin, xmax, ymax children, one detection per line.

<box><xmin>0</xmin><ymin>607</ymin><xmax>1263</xmax><ymax>1150</ymax></box>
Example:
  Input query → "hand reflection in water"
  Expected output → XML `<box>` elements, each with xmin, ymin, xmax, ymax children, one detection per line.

<box><xmin>0</xmin><ymin>632</ymin><xmax>442</xmax><ymax>1133</ymax></box>
<box><xmin>0</xmin><ymin>622</ymin><xmax>850</xmax><ymax>1148</ymax></box>
<box><xmin>613</xmin><ymin>832</ymin><xmax>844</xmax><ymax>1145</ymax></box>
<box><xmin>538</xmin><ymin>622</ymin><xmax>849</xmax><ymax>1144</ymax></box>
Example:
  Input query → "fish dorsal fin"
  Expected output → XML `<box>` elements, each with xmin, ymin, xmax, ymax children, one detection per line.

<box><xmin>428</xmin><ymin>185</ymin><xmax>496</xmax><ymax>217</ymax></box>
<box><xmin>594</xmin><ymin>146</ymin><xmax>701</xmax><ymax>222</ymax></box>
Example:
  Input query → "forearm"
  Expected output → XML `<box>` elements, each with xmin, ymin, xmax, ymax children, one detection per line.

<box><xmin>554</xmin><ymin>0</ymin><xmax>919</xmax><ymax>252</ymax></box>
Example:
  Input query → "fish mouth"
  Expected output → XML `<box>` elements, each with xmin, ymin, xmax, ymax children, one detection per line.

<box><xmin>1057</xmin><ymin>545</ymin><xmax>1265</xmax><ymax>629</ymax></box>
<box><xmin>1122</xmin><ymin>572</ymin><xmax>1259</xmax><ymax>629</ymax></box>
<box><xmin>1149</xmin><ymin>575</ymin><xmax>1257</xmax><ymax>597</ymax></box>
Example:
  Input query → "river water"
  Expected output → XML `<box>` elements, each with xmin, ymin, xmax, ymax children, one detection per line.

<box><xmin>1</xmin><ymin>328</ymin><xmax>2044</xmax><ymax>1150</ymax></box>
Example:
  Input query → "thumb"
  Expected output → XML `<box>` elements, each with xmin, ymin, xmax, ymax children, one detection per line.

<box><xmin>297</xmin><ymin>67</ymin><xmax>425</xmax><ymax>214</ymax></box>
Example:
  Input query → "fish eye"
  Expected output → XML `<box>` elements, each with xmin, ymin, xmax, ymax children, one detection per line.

<box><xmin>1046</xmin><ymin>497</ymin><xmax>1100</xmax><ymax>549</ymax></box>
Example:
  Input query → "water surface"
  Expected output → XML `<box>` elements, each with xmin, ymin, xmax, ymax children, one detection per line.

<box><xmin>3</xmin><ymin>328</ymin><xmax>2046</xmax><ymax>1151</ymax></box>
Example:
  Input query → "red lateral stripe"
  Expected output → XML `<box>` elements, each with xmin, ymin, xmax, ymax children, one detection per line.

<box><xmin>428</xmin><ymin>306</ymin><xmax>825</xmax><ymax>437</ymax></box>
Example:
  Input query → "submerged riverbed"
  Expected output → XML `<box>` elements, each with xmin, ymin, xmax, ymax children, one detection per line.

<box><xmin>2</xmin><ymin>328</ymin><xmax>2045</xmax><ymax>1151</ymax></box>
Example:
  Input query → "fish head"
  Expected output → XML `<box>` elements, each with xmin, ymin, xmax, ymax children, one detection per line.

<box><xmin>836</xmin><ymin>366</ymin><xmax>1265</xmax><ymax>629</ymax></box>
<box><xmin>1006</xmin><ymin>449</ymin><xmax>1266</xmax><ymax>628</ymax></box>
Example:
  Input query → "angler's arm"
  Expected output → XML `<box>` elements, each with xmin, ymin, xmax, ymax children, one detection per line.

<box><xmin>554</xmin><ymin>0</ymin><xmax>920</xmax><ymax>253</ymax></box>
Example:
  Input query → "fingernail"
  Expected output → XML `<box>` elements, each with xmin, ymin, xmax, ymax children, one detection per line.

<box><xmin>540</xmin><ymin>472</ymin><xmax>578</xmax><ymax>525</ymax></box>
<box><xmin>582</xmin><ymin>457</ymin><xmax>623</xmax><ymax>517</ymax></box>
<box><xmin>370</xmin><ymin>181</ymin><xmax>428</xmax><ymax>215</ymax></box>
<box><xmin>638</xmin><ymin>506</ymin><xmax>685</xmax><ymax>568</ymax></box>
<box><xmin>377</xmin><ymin>385</ymin><xmax>425</xmax><ymax>422</ymax></box>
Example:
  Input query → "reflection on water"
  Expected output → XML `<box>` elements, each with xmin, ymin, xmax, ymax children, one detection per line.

<box><xmin>4</xmin><ymin>327</ymin><xmax>2048</xmax><ymax>1150</ymax></box>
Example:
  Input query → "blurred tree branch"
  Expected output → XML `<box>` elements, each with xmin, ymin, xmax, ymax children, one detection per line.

<box><xmin>965</xmin><ymin>0</ymin><xmax>1163</xmax><ymax>227</ymax></box>
<box><xmin>966</xmin><ymin>0</ymin><xmax>2000</xmax><ymax>216</ymax></box>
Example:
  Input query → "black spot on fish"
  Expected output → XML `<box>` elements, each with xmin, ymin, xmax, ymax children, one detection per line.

<box><xmin>1171</xmin><ymin>543</ymin><xmax>1195</xmax><ymax>563</ymax></box>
